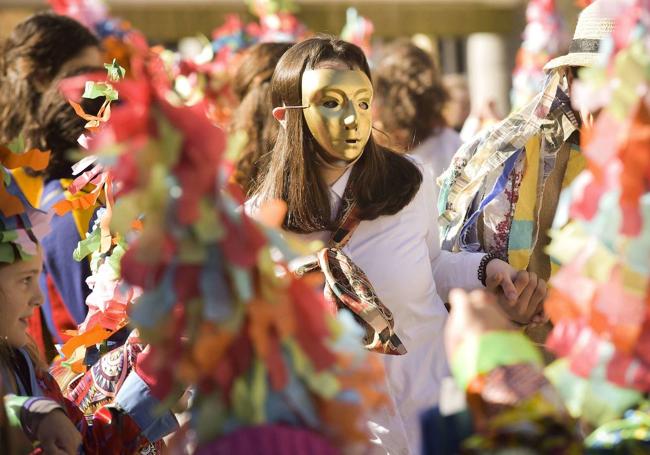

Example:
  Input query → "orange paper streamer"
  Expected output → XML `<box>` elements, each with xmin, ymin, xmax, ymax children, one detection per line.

<box><xmin>0</xmin><ymin>145</ymin><xmax>50</xmax><ymax>171</ymax></box>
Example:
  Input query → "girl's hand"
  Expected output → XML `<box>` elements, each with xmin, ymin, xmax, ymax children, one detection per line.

<box><xmin>485</xmin><ymin>259</ymin><xmax>547</xmax><ymax>324</ymax></box>
<box><xmin>35</xmin><ymin>409</ymin><xmax>82</xmax><ymax>455</ymax></box>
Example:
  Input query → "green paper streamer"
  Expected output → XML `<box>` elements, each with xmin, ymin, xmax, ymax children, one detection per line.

<box><xmin>3</xmin><ymin>394</ymin><xmax>29</xmax><ymax>428</ymax></box>
<box><xmin>451</xmin><ymin>330</ymin><xmax>543</xmax><ymax>391</ymax></box>
<box><xmin>194</xmin><ymin>393</ymin><xmax>227</xmax><ymax>444</ymax></box>
<box><xmin>104</xmin><ymin>58</ymin><xmax>126</xmax><ymax>82</ymax></box>
<box><xmin>73</xmin><ymin>227</ymin><xmax>101</xmax><ymax>262</ymax></box>
<box><xmin>82</xmin><ymin>81</ymin><xmax>118</xmax><ymax>101</ymax></box>
<box><xmin>0</xmin><ymin>242</ymin><xmax>17</xmax><ymax>263</ymax></box>
<box><xmin>251</xmin><ymin>359</ymin><xmax>268</xmax><ymax>424</ymax></box>
<box><xmin>7</xmin><ymin>135</ymin><xmax>25</xmax><ymax>154</ymax></box>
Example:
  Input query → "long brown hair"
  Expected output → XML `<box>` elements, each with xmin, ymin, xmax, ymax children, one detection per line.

<box><xmin>231</xmin><ymin>42</ymin><xmax>292</xmax><ymax>195</ymax></box>
<box><xmin>253</xmin><ymin>36</ymin><xmax>422</xmax><ymax>234</ymax></box>
<box><xmin>0</xmin><ymin>13</ymin><xmax>101</xmax><ymax>181</ymax></box>
<box><xmin>373</xmin><ymin>39</ymin><xmax>449</xmax><ymax>151</ymax></box>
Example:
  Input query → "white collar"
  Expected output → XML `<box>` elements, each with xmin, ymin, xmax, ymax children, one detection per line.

<box><xmin>330</xmin><ymin>166</ymin><xmax>352</xmax><ymax>200</ymax></box>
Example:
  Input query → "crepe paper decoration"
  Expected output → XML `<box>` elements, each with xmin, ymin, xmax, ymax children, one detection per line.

<box><xmin>77</xmin><ymin>245</ymin><xmax>138</xmax><ymax>334</ymax></box>
<box><xmin>571</xmin><ymin>69</ymin><xmax>611</xmax><ymax>117</ymax></box>
<box><xmin>15</xmin><ymin>211</ymin><xmax>52</xmax><ymax>256</ymax></box>
<box><xmin>543</xmin><ymin>0</ymin><xmax>650</xmax><ymax>399</ymax></box>
<box><xmin>548</xmin><ymin>260</ymin><xmax>596</xmax><ymax>318</ymax></box>
<box><xmin>340</xmin><ymin>8</ymin><xmax>374</xmax><ymax>58</ymax></box>
<box><xmin>56</xmin><ymin>34</ymin><xmax>387</xmax><ymax>452</ymax></box>
<box><xmin>98</xmin><ymin>175</ymin><xmax>114</xmax><ymax>254</ymax></box>
<box><xmin>547</xmin><ymin>317</ymin><xmax>650</xmax><ymax>393</ymax></box>
<box><xmin>625</xmin><ymin>193</ymin><xmax>650</xmax><ymax>274</ymax></box>
<box><xmin>0</xmin><ymin>145</ymin><xmax>50</xmax><ymax>172</ymax></box>
<box><xmin>589</xmin><ymin>266</ymin><xmax>646</xmax><ymax>352</ymax></box>
<box><xmin>48</xmin><ymin>0</ymin><xmax>108</xmax><ymax>29</ymax></box>
<box><xmin>458</xmin><ymin>363</ymin><xmax>578</xmax><ymax>452</ymax></box>
<box><xmin>64</xmin><ymin>55</ymin><xmax>126</xmax><ymax>132</ymax></box>
<box><xmin>619</xmin><ymin>102</ymin><xmax>650</xmax><ymax>236</ymax></box>
<box><xmin>72</xmin><ymin>155</ymin><xmax>99</xmax><ymax>176</ymax></box>
<box><xmin>610</xmin><ymin>41</ymin><xmax>650</xmax><ymax>121</ymax></box>
<box><xmin>158</xmin><ymin>0</ymin><xmax>309</xmax><ymax>127</ymax></box>
<box><xmin>451</xmin><ymin>331</ymin><xmax>543</xmax><ymax>392</ymax></box>
<box><xmin>0</xmin><ymin>144</ymin><xmax>51</xmax><ymax>262</ymax></box>
<box><xmin>0</xmin><ymin>144</ymin><xmax>51</xmax><ymax>218</ymax></box>
<box><xmin>11</xmin><ymin>169</ymin><xmax>42</xmax><ymax>215</ymax></box>
<box><xmin>82</xmin><ymin>81</ymin><xmax>119</xmax><ymax>102</ymax></box>
<box><xmin>52</xmin><ymin>177</ymin><xmax>105</xmax><ymax>216</ymax></box>
<box><xmin>511</xmin><ymin>0</ymin><xmax>570</xmax><ymax>111</ymax></box>
<box><xmin>548</xmin><ymin>221</ymin><xmax>619</xmax><ymax>285</ymax></box>
<box><xmin>104</xmin><ymin>58</ymin><xmax>126</xmax><ymax>82</ymax></box>
<box><xmin>53</xmin><ymin>60</ymin><xmax>143</xmax><ymax>382</ymax></box>
<box><xmin>247</xmin><ymin>0</ymin><xmax>298</xmax><ymax>16</ymax></box>
<box><xmin>220</xmin><ymin>213</ymin><xmax>266</xmax><ymax>269</ymax></box>
<box><xmin>48</xmin><ymin>0</ymin><xmax>137</xmax><ymax>74</ymax></box>
<box><xmin>59</xmin><ymin>344</ymin><xmax>88</xmax><ymax>375</ymax></box>
<box><xmin>6</xmin><ymin>135</ymin><xmax>26</xmax><ymax>154</ymax></box>
<box><xmin>585</xmin><ymin>406</ymin><xmax>650</xmax><ymax>450</ymax></box>
<box><xmin>0</xmin><ymin>182</ymin><xmax>25</xmax><ymax>218</ymax></box>
<box><xmin>453</xmin><ymin>3</ymin><xmax>650</xmax><ymax>449</ymax></box>
<box><xmin>69</xmin><ymin>99</ymin><xmax>112</xmax><ymax>132</ymax></box>
<box><xmin>61</xmin><ymin>324</ymin><xmax>112</xmax><ymax>360</ymax></box>
<box><xmin>545</xmin><ymin>359</ymin><xmax>642</xmax><ymax>427</ymax></box>
<box><xmin>66</xmin><ymin>165</ymin><xmax>104</xmax><ymax>197</ymax></box>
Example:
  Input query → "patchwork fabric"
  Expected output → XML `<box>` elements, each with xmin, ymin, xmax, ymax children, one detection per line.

<box><xmin>439</xmin><ymin>71</ymin><xmax>585</xmax><ymax>279</ymax></box>
<box><xmin>507</xmin><ymin>136</ymin><xmax>541</xmax><ymax>269</ymax></box>
<box><xmin>438</xmin><ymin>71</ymin><xmax>564</xmax><ymax>251</ymax></box>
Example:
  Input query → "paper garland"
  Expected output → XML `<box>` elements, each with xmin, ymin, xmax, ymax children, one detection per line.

<box><xmin>56</xmin><ymin>34</ymin><xmax>387</xmax><ymax>450</ymax></box>
<box><xmin>544</xmin><ymin>0</ymin><xmax>650</xmax><ymax>421</ymax></box>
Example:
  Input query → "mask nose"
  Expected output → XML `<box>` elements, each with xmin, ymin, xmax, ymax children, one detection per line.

<box><xmin>343</xmin><ymin>112</ymin><xmax>358</xmax><ymax>130</ymax></box>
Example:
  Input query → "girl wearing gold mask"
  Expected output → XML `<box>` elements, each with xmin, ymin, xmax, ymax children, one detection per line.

<box><xmin>249</xmin><ymin>36</ymin><xmax>547</xmax><ymax>454</ymax></box>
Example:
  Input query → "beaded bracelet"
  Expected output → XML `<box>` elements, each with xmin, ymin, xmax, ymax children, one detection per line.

<box><xmin>477</xmin><ymin>252</ymin><xmax>504</xmax><ymax>287</ymax></box>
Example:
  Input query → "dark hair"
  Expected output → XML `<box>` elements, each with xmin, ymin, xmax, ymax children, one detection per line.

<box><xmin>373</xmin><ymin>39</ymin><xmax>449</xmax><ymax>151</ymax></box>
<box><xmin>253</xmin><ymin>36</ymin><xmax>422</xmax><ymax>234</ymax></box>
<box><xmin>0</xmin><ymin>13</ymin><xmax>101</xmax><ymax>181</ymax></box>
<box><xmin>231</xmin><ymin>42</ymin><xmax>292</xmax><ymax>195</ymax></box>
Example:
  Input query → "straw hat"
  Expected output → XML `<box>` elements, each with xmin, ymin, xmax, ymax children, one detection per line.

<box><xmin>544</xmin><ymin>0</ymin><xmax>615</xmax><ymax>71</ymax></box>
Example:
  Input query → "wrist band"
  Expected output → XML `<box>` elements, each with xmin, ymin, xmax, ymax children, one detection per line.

<box><xmin>477</xmin><ymin>252</ymin><xmax>505</xmax><ymax>287</ymax></box>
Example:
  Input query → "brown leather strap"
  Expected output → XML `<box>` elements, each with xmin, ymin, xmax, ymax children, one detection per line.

<box><xmin>328</xmin><ymin>186</ymin><xmax>362</xmax><ymax>250</ymax></box>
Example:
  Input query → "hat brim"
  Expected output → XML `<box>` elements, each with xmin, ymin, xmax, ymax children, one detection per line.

<box><xmin>543</xmin><ymin>51</ymin><xmax>600</xmax><ymax>71</ymax></box>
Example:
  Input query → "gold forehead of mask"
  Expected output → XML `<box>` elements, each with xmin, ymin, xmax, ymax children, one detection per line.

<box><xmin>301</xmin><ymin>69</ymin><xmax>373</xmax><ymax>102</ymax></box>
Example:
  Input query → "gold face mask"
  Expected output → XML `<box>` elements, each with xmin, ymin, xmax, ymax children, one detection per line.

<box><xmin>301</xmin><ymin>69</ymin><xmax>373</xmax><ymax>162</ymax></box>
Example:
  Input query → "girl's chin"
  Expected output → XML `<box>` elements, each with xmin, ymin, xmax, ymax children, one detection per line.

<box><xmin>5</xmin><ymin>330</ymin><xmax>30</xmax><ymax>348</ymax></box>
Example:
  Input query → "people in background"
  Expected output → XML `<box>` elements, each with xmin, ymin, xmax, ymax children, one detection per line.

<box><xmin>0</xmin><ymin>13</ymin><xmax>105</xmax><ymax>359</ymax></box>
<box><xmin>373</xmin><ymin>39</ymin><xmax>461</xmax><ymax>188</ymax></box>
<box><xmin>231</xmin><ymin>42</ymin><xmax>292</xmax><ymax>196</ymax></box>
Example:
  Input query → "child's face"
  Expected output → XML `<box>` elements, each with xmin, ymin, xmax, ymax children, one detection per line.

<box><xmin>0</xmin><ymin>252</ymin><xmax>43</xmax><ymax>348</ymax></box>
